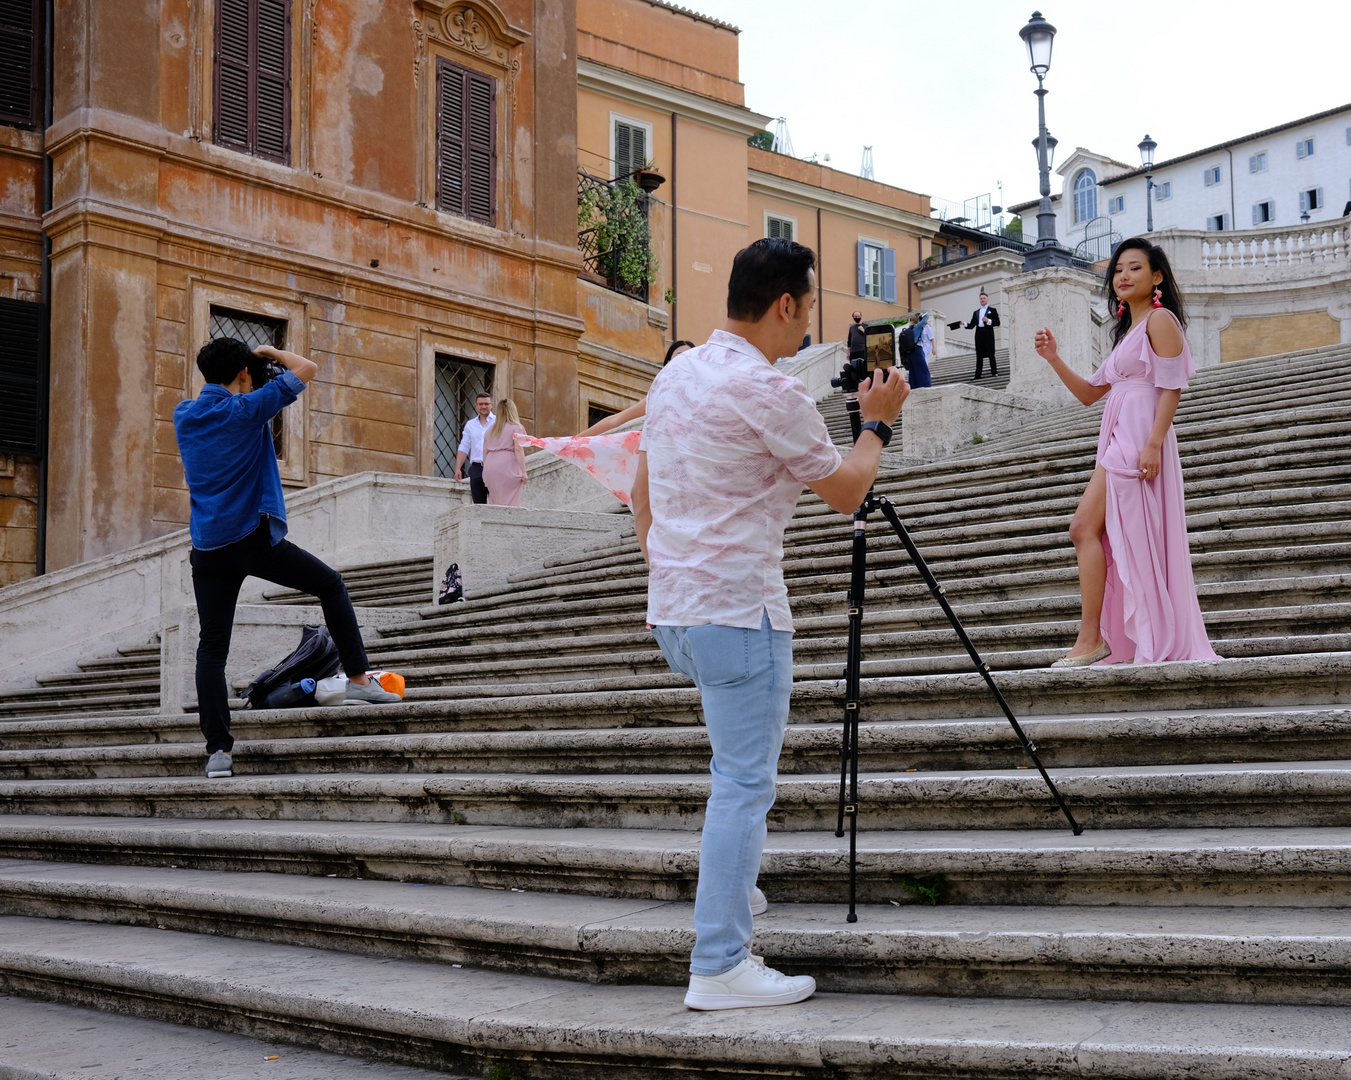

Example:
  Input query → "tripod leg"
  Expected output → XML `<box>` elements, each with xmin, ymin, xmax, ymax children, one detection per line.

<box><xmin>875</xmin><ymin>497</ymin><xmax>1083</xmax><ymax>836</ymax></box>
<box><xmin>836</xmin><ymin>503</ymin><xmax>869</xmax><ymax>921</ymax></box>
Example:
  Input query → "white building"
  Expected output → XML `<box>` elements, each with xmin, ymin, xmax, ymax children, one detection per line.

<box><xmin>1011</xmin><ymin>103</ymin><xmax>1351</xmax><ymax>259</ymax></box>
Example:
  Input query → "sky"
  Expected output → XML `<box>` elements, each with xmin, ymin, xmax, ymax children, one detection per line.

<box><xmin>685</xmin><ymin>0</ymin><xmax>1350</xmax><ymax>218</ymax></box>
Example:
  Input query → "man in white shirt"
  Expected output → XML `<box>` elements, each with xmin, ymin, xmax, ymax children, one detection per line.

<box><xmin>632</xmin><ymin>238</ymin><xmax>908</xmax><ymax>1011</ymax></box>
<box><xmin>453</xmin><ymin>392</ymin><xmax>495</xmax><ymax>504</ymax></box>
<box><xmin>962</xmin><ymin>290</ymin><xmax>1001</xmax><ymax>378</ymax></box>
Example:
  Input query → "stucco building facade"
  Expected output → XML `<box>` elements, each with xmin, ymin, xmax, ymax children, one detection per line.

<box><xmin>0</xmin><ymin>0</ymin><xmax>936</xmax><ymax>586</ymax></box>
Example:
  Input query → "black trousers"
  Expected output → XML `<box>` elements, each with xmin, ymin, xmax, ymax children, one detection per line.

<box><xmin>190</xmin><ymin>523</ymin><xmax>368</xmax><ymax>753</ymax></box>
<box><xmin>974</xmin><ymin>328</ymin><xmax>998</xmax><ymax>377</ymax></box>
<box><xmin>468</xmin><ymin>461</ymin><xmax>489</xmax><ymax>504</ymax></box>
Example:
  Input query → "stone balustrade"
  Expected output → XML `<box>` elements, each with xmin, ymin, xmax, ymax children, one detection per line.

<box><xmin>1160</xmin><ymin>220</ymin><xmax>1350</xmax><ymax>286</ymax></box>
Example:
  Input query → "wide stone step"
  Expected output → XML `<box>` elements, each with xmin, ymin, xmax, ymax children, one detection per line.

<box><xmin>0</xmin><ymin>992</ymin><xmax>457</xmax><ymax>1080</ymax></box>
<box><xmin>5</xmin><ymin>756</ymin><xmax>1351</xmax><ymax>830</ymax></box>
<box><xmin>7</xmin><ymin>706</ymin><xmax>1351</xmax><ymax>781</ymax></box>
<box><xmin>2</xmin><ymin>915</ymin><xmax>1349</xmax><ymax>1078</ymax></box>
<box><xmin>5</xmin><ymin>816</ymin><xmax>1350</xmax><ymax>907</ymax></box>
<box><xmin>2</xmin><ymin>860</ymin><xmax>1348</xmax><ymax>1006</ymax></box>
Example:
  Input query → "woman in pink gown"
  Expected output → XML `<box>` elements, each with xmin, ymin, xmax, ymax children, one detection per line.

<box><xmin>1035</xmin><ymin>237</ymin><xmax>1219</xmax><ymax>667</ymax></box>
<box><xmin>481</xmin><ymin>398</ymin><xmax>528</xmax><ymax>506</ymax></box>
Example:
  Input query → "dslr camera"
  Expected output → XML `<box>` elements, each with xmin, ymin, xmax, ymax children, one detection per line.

<box><xmin>247</xmin><ymin>349</ymin><xmax>286</xmax><ymax>389</ymax></box>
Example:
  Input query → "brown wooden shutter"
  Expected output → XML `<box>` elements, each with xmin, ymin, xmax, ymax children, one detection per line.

<box><xmin>0</xmin><ymin>297</ymin><xmax>44</xmax><ymax>456</ymax></box>
<box><xmin>214</xmin><ymin>0</ymin><xmax>290</xmax><ymax>163</ymax></box>
<box><xmin>436</xmin><ymin>58</ymin><xmax>496</xmax><ymax>227</ymax></box>
<box><xmin>0</xmin><ymin>0</ymin><xmax>41</xmax><ymax>129</ymax></box>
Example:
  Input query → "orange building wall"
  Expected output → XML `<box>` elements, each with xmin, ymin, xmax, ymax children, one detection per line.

<box><xmin>576</xmin><ymin>0</ymin><xmax>743</xmax><ymax>104</ymax></box>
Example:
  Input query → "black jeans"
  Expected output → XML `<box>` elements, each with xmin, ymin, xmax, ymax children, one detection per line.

<box><xmin>190</xmin><ymin>523</ymin><xmax>368</xmax><ymax>753</ymax></box>
<box><xmin>468</xmin><ymin>461</ymin><xmax>489</xmax><ymax>504</ymax></box>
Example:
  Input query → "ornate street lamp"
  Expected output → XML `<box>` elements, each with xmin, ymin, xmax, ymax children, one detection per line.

<box><xmin>1019</xmin><ymin>12</ymin><xmax>1073</xmax><ymax>270</ymax></box>
<box><xmin>1138</xmin><ymin>134</ymin><xmax>1157</xmax><ymax>232</ymax></box>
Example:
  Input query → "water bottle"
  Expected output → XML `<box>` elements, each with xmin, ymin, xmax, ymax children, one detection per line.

<box><xmin>262</xmin><ymin>677</ymin><xmax>317</xmax><ymax>710</ymax></box>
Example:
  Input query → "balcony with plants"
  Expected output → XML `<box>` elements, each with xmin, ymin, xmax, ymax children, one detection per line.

<box><xmin>576</xmin><ymin>168</ymin><xmax>661</xmax><ymax>302</ymax></box>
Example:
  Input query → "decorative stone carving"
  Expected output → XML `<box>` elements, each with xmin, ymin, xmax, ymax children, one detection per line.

<box><xmin>413</xmin><ymin>0</ymin><xmax>527</xmax><ymax>71</ymax></box>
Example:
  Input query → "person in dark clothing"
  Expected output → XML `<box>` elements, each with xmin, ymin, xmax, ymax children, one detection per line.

<box><xmin>964</xmin><ymin>291</ymin><xmax>1001</xmax><ymax>378</ymax></box>
<box><xmin>847</xmin><ymin>311</ymin><xmax>866</xmax><ymax>359</ymax></box>
<box><xmin>173</xmin><ymin>338</ymin><xmax>400</xmax><ymax>779</ymax></box>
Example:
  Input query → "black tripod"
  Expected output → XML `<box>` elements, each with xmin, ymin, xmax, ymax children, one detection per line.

<box><xmin>832</xmin><ymin>364</ymin><xmax>1083</xmax><ymax>923</ymax></box>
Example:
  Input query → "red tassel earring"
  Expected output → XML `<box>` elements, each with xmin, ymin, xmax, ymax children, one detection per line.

<box><xmin>1116</xmin><ymin>299</ymin><xmax>1126</xmax><ymax>317</ymax></box>
<box><xmin>1152</xmin><ymin>288</ymin><xmax>1163</xmax><ymax>308</ymax></box>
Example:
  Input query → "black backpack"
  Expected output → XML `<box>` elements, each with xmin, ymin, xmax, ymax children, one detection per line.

<box><xmin>896</xmin><ymin>326</ymin><xmax>917</xmax><ymax>368</ymax></box>
<box><xmin>244</xmin><ymin>624</ymin><xmax>341</xmax><ymax>709</ymax></box>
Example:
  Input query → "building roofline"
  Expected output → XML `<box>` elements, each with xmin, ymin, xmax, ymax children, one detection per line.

<box><xmin>1099</xmin><ymin>101</ymin><xmax>1351</xmax><ymax>185</ymax></box>
<box><xmin>638</xmin><ymin>0</ymin><xmax>738</xmax><ymax>33</ymax></box>
<box><xmin>1007</xmin><ymin>193</ymin><xmax>1060</xmax><ymax>214</ymax></box>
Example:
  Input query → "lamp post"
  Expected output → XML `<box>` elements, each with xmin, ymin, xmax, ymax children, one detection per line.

<box><xmin>1138</xmin><ymin>134</ymin><xmax>1157</xmax><ymax>232</ymax></box>
<box><xmin>1019</xmin><ymin>11</ymin><xmax>1073</xmax><ymax>270</ymax></box>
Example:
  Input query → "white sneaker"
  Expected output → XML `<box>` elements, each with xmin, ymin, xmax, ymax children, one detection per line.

<box><xmin>684</xmin><ymin>954</ymin><xmax>815</xmax><ymax>1011</ymax></box>
<box><xmin>750</xmin><ymin>886</ymin><xmax>768</xmax><ymax>916</ymax></box>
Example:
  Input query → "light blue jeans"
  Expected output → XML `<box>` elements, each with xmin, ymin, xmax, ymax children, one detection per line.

<box><xmin>651</xmin><ymin>610</ymin><xmax>793</xmax><ymax>976</ymax></box>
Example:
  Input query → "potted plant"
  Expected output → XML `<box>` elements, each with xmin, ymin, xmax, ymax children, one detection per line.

<box><xmin>635</xmin><ymin>160</ymin><xmax>665</xmax><ymax>194</ymax></box>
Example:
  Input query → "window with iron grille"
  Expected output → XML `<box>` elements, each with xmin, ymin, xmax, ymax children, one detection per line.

<box><xmin>436</xmin><ymin>58</ymin><xmax>496</xmax><ymax>225</ymax></box>
<box><xmin>612</xmin><ymin>118</ymin><xmax>649</xmax><ymax>181</ymax></box>
<box><xmin>433</xmin><ymin>355</ymin><xmax>494</xmax><ymax>479</ymax></box>
<box><xmin>214</xmin><ymin>0</ymin><xmax>291</xmax><ymax>164</ymax></box>
<box><xmin>208</xmin><ymin>307</ymin><xmax>287</xmax><ymax>459</ymax></box>
<box><xmin>587</xmin><ymin>404</ymin><xmax>617</xmax><ymax>429</ymax></box>
<box><xmin>0</xmin><ymin>297</ymin><xmax>44</xmax><ymax>456</ymax></box>
<box><xmin>0</xmin><ymin>0</ymin><xmax>41</xmax><ymax>129</ymax></box>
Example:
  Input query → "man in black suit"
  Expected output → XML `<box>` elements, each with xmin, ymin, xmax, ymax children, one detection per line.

<box><xmin>963</xmin><ymin>291</ymin><xmax>1000</xmax><ymax>378</ymax></box>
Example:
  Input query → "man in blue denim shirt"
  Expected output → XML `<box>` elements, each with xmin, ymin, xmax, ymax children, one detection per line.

<box><xmin>174</xmin><ymin>338</ymin><xmax>399</xmax><ymax>779</ymax></box>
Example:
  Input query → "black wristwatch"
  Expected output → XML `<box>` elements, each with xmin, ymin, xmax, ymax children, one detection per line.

<box><xmin>859</xmin><ymin>420</ymin><xmax>893</xmax><ymax>447</ymax></box>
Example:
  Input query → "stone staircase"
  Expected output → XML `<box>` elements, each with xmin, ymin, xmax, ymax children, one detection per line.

<box><xmin>1</xmin><ymin>345</ymin><xmax>1351</xmax><ymax>1075</ymax></box>
<box><xmin>262</xmin><ymin>554</ymin><xmax>435</xmax><ymax>608</ymax></box>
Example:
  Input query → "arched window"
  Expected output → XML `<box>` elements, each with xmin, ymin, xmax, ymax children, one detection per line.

<box><xmin>1073</xmin><ymin>169</ymin><xmax>1098</xmax><ymax>223</ymax></box>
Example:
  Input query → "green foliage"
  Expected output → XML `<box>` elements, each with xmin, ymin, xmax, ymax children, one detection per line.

<box><xmin>972</xmin><ymin>434</ymin><xmax>984</xmax><ymax>444</ymax></box>
<box><xmin>578</xmin><ymin>179</ymin><xmax>657</xmax><ymax>294</ymax></box>
<box><xmin>485</xmin><ymin>1066</ymin><xmax>520</xmax><ymax>1080</ymax></box>
<box><xmin>747</xmin><ymin>130</ymin><xmax>775</xmax><ymax>151</ymax></box>
<box><xmin>664</xmin><ymin>286</ymin><xmax>677</xmax><ymax>306</ymax></box>
<box><xmin>1006</xmin><ymin>216</ymin><xmax>1023</xmax><ymax>236</ymax></box>
<box><xmin>893</xmin><ymin>873</ymin><xmax>950</xmax><ymax>906</ymax></box>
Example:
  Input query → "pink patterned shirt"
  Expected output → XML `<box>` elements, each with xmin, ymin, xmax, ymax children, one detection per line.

<box><xmin>643</xmin><ymin>330</ymin><xmax>842</xmax><ymax>631</ymax></box>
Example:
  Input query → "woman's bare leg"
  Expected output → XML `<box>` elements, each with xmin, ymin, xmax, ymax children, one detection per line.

<box><xmin>1066</xmin><ymin>467</ymin><xmax>1108</xmax><ymax>655</ymax></box>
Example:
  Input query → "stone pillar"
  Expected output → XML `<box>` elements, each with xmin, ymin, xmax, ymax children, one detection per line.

<box><xmin>1004</xmin><ymin>265</ymin><xmax>1102</xmax><ymax>403</ymax></box>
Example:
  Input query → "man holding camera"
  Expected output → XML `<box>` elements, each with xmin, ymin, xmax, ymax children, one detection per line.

<box><xmin>174</xmin><ymin>340</ymin><xmax>399</xmax><ymax>780</ymax></box>
<box><xmin>632</xmin><ymin>238</ymin><xmax>908</xmax><ymax>1010</ymax></box>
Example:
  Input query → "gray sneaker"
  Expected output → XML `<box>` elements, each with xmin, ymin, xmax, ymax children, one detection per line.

<box><xmin>205</xmin><ymin>750</ymin><xmax>232</xmax><ymax>778</ymax></box>
<box><xmin>344</xmin><ymin>680</ymin><xmax>401</xmax><ymax>705</ymax></box>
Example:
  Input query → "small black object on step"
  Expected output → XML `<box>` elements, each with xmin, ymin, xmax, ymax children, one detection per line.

<box><xmin>438</xmin><ymin>563</ymin><xmax>464</xmax><ymax>605</ymax></box>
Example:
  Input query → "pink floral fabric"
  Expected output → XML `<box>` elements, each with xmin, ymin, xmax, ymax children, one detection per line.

<box><xmin>642</xmin><ymin>329</ymin><xmax>842</xmax><ymax>631</ymax></box>
<box><xmin>515</xmin><ymin>429</ymin><xmax>644</xmax><ymax>506</ymax></box>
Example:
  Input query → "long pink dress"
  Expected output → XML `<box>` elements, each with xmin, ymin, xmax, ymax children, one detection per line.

<box><xmin>1088</xmin><ymin>313</ymin><xmax>1219</xmax><ymax>664</ymax></box>
<box><xmin>482</xmin><ymin>422</ymin><xmax>527</xmax><ymax>505</ymax></box>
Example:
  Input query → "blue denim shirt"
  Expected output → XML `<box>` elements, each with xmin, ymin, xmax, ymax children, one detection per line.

<box><xmin>173</xmin><ymin>371</ymin><xmax>305</xmax><ymax>550</ymax></box>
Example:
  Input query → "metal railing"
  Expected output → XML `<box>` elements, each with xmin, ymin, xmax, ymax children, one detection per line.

<box><xmin>577</xmin><ymin>170</ymin><xmax>651</xmax><ymax>301</ymax></box>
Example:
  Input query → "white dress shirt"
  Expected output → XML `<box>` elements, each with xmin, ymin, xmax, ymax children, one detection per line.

<box><xmin>977</xmin><ymin>303</ymin><xmax>990</xmax><ymax>326</ymax></box>
<box><xmin>642</xmin><ymin>330</ymin><xmax>842</xmax><ymax>631</ymax></box>
<box><xmin>457</xmin><ymin>412</ymin><xmax>496</xmax><ymax>464</ymax></box>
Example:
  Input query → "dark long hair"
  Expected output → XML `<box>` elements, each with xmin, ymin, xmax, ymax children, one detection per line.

<box><xmin>1104</xmin><ymin>237</ymin><xmax>1187</xmax><ymax>348</ymax></box>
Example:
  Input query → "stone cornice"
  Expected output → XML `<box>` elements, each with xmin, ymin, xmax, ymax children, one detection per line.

<box><xmin>747</xmin><ymin>170</ymin><xmax>939</xmax><ymax>237</ymax></box>
<box><xmin>44</xmin><ymin>199</ymin><xmax>585</xmax><ymax>337</ymax></box>
<box><xmin>43</xmin><ymin>107</ymin><xmax>578</xmax><ymax>270</ymax></box>
<box><xmin>912</xmin><ymin>247</ymin><xmax>1025</xmax><ymax>289</ymax></box>
<box><xmin>577</xmin><ymin>58</ymin><xmax>769</xmax><ymax>137</ymax></box>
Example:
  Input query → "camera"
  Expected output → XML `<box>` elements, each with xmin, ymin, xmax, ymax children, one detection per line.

<box><xmin>247</xmin><ymin>354</ymin><xmax>285</xmax><ymax>388</ymax></box>
<box><xmin>831</xmin><ymin>323</ymin><xmax>896</xmax><ymax>394</ymax></box>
